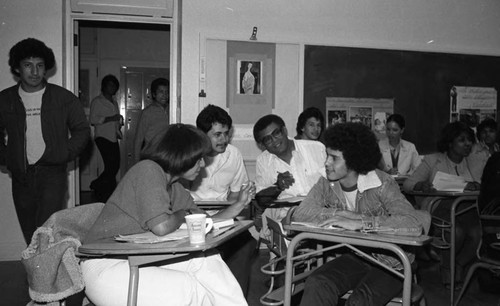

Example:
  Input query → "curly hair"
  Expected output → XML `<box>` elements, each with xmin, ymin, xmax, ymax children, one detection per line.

<box><xmin>436</xmin><ymin>121</ymin><xmax>475</xmax><ymax>153</ymax></box>
<box><xmin>8</xmin><ymin>38</ymin><xmax>55</xmax><ymax>77</ymax></box>
<box><xmin>253</xmin><ymin>114</ymin><xmax>285</xmax><ymax>143</ymax></box>
<box><xmin>324</xmin><ymin>122</ymin><xmax>381</xmax><ymax>174</ymax></box>
<box><xmin>141</xmin><ymin>124</ymin><xmax>211</xmax><ymax>176</ymax></box>
<box><xmin>295</xmin><ymin>107</ymin><xmax>325</xmax><ymax>136</ymax></box>
<box><xmin>196</xmin><ymin>104</ymin><xmax>232</xmax><ymax>133</ymax></box>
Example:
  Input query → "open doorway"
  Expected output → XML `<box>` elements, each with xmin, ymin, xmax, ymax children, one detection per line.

<box><xmin>76</xmin><ymin>21</ymin><xmax>171</xmax><ymax>204</ymax></box>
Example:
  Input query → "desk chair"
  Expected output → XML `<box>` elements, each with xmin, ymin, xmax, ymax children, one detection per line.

<box><xmin>261</xmin><ymin>207</ymin><xmax>426</xmax><ymax>306</ymax></box>
<box><xmin>260</xmin><ymin>207</ymin><xmax>320</xmax><ymax>306</ymax></box>
<box><xmin>22</xmin><ymin>203</ymin><xmax>104</xmax><ymax>306</ymax></box>
<box><xmin>426</xmin><ymin>195</ymin><xmax>478</xmax><ymax>305</ymax></box>
<box><xmin>454</xmin><ymin>206</ymin><xmax>500</xmax><ymax>306</ymax></box>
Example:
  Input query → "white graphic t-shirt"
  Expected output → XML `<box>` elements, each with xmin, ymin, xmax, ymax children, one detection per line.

<box><xmin>19</xmin><ymin>87</ymin><xmax>46</xmax><ymax>164</ymax></box>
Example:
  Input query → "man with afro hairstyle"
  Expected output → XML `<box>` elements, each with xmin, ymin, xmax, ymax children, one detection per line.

<box><xmin>0</xmin><ymin>38</ymin><xmax>90</xmax><ymax>243</ymax></box>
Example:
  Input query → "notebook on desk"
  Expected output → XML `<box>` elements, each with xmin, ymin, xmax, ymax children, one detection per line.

<box><xmin>115</xmin><ymin>218</ymin><xmax>234</xmax><ymax>244</ymax></box>
<box><xmin>432</xmin><ymin>171</ymin><xmax>467</xmax><ymax>192</ymax></box>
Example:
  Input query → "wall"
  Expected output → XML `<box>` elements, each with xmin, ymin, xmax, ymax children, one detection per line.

<box><xmin>181</xmin><ymin>0</ymin><xmax>500</xmax><ymax>126</ymax></box>
<box><xmin>0</xmin><ymin>0</ymin><xmax>64</xmax><ymax>260</ymax></box>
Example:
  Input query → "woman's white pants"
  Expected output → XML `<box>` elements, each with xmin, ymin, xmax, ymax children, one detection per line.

<box><xmin>81</xmin><ymin>253</ymin><xmax>247</xmax><ymax>306</ymax></box>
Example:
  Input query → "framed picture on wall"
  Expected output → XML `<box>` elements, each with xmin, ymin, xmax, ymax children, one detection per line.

<box><xmin>227</xmin><ymin>41</ymin><xmax>276</xmax><ymax>124</ymax></box>
<box><xmin>326</xmin><ymin>97</ymin><xmax>393</xmax><ymax>139</ymax></box>
<box><xmin>349</xmin><ymin>106</ymin><xmax>373</xmax><ymax>128</ymax></box>
<box><xmin>327</xmin><ymin>109</ymin><xmax>347</xmax><ymax>127</ymax></box>
<box><xmin>237</xmin><ymin>60</ymin><xmax>262</xmax><ymax>95</ymax></box>
<box><xmin>450</xmin><ymin>86</ymin><xmax>497</xmax><ymax>125</ymax></box>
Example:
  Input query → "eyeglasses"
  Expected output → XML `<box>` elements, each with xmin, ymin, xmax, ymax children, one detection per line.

<box><xmin>260</xmin><ymin>127</ymin><xmax>284</xmax><ymax>146</ymax></box>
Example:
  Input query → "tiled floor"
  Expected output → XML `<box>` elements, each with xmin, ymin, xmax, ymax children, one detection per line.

<box><xmin>1</xmin><ymin>251</ymin><xmax>499</xmax><ymax>306</ymax></box>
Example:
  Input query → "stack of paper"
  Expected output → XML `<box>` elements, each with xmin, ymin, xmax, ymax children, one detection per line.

<box><xmin>432</xmin><ymin>171</ymin><xmax>467</xmax><ymax>192</ymax></box>
<box><xmin>115</xmin><ymin>229</ymin><xmax>189</xmax><ymax>244</ymax></box>
<box><xmin>212</xmin><ymin>218</ymin><xmax>234</xmax><ymax>230</ymax></box>
<box><xmin>178</xmin><ymin>218</ymin><xmax>234</xmax><ymax>230</ymax></box>
<box><xmin>115</xmin><ymin>218</ymin><xmax>235</xmax><ymax>244</ymax></box>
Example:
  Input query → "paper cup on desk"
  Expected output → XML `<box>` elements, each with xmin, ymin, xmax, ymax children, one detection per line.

<box><xmin>185</xmin><ymin>214</ymin><xmax>213</xmax><ymax>245</ymax></box>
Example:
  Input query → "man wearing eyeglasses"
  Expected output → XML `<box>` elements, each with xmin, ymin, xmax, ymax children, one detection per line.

<box><xmin>252</xmin><ymin>114</ymin><xmax>326</xmax><ymax>241</ymax></box>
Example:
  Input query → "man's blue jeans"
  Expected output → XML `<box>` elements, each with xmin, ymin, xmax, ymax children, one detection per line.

<box><xmin>12</xmin><ymin>164</ymin><xmax>68</xmax><ymax>243</ymax></box>
<box><xmin>300</xmin><ymin>253</ymin><xmax>403</xmax><ymax>306</ymax></box>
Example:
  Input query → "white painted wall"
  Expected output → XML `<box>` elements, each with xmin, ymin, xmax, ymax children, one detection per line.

<box><xmin>181</xmin><ymin>0</ymin><xmax>500</xmax><ymax>126</ymax></box>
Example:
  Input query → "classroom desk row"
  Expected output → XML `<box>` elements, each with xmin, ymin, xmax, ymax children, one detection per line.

<box><xmin>79</xmin><ymin>192</ymin><xmax>477</xmax><ymax>306</ymax></box>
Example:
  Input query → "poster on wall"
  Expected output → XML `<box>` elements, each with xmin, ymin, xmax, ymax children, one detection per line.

<box><xmin>326</xmin><ymin>97</ymin><xmax>394</xmax><ymax>139</ymax></box>
<box><xmin>227</xmin><ymin>41</ymin><xmax>276</xmax><ymax>124</ymax></box>
<box><xmin>450</xmin><ymin>86</ymin><xmax>497</xmax><ymax>128</ymax></box>
<box><xmin>237</xmin><ymin>60</ymin><xmax>262</xmax><ymax>95</ymax></box>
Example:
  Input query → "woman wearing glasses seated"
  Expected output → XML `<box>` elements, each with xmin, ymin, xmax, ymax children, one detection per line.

<box><xmin>82</xmin><ymin>124</ymin><xmax>252</xmax><ymax>306</ymax></box>
<box><xmin>293</xmin><ymin>122</ymin><xmax>430</xmax><ymax>306</ymax></box>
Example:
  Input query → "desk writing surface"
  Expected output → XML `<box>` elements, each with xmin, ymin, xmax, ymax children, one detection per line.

<box><xmin>404</xmin><ymin>190</ymin><xmax>479</xmax><ymax>197</ymax></box>
<box><xmin>194</xmin><ymin>200</ymin><xmax>232</xmax><ymax>206</ymax></box>
<box><xmin>79</xmin><ymin>220</ymin><xmax>253</xmax><ymax>256</ymax></box>
<box><xmin>284</xmin><ymin>223</ymin><xmax>431</xmax><ymax>246</ymax></box>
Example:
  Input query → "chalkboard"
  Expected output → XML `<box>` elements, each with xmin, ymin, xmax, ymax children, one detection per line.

<box><xmin>304</xmin><ymin>45</ymin><xmax>500</xmax><ymax>154</ymax></box>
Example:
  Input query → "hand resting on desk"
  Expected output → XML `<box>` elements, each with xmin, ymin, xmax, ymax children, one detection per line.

<box><xmin>319</xmin><ymin>216</ymin><xmax>362</xmax><ymax>231</ymax></box>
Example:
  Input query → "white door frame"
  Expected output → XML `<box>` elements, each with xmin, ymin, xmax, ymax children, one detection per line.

<box><xmin>62</xmin><ymin>0</ymin><xmax>179</xmax><ymax>206</ymax></box>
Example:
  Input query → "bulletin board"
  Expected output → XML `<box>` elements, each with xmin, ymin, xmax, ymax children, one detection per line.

<box><xmin>326</xmin><ymin>97</ymin><xmax>393</xmax><ymax>140</ymax></box>
<box><xmin>227</xmin><ymin>41</ymin><xmax>276</xmax><ymax>124</ymax></box>
<box><xmin>450</xmin><ymin>86</ymin><xmax>497</xmax><ymax>125</ymax></box>
<box><xmin>304</xmin><ymin>45</ymin><xmax>500</xmax><ymax>154</ymax></box>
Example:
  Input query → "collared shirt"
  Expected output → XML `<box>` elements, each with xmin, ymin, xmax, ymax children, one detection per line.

<box><xmin>255</xmin><ymin>139</ymin><xmax>326</xmax><ymax>199</ymax></box>
<box><xmin>89</xmin><ymin>94</ymin><xmax>120</xmax><ymax>142</ymax></box>
<box><xmin>190</xmin><ymin>144</ymin><xmax>248</xmax><ymax>201</ymax></box>
<box><xmin>378</xmin><ymin>138</ymin><xmax>421</xmax><ymax>175</ymax></box>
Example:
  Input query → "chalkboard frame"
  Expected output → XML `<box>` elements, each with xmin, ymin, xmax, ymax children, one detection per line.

<box><xmin>304</xmin><ymin>45</ymin><xmax>500</xmax><ymax>154</ymax></box>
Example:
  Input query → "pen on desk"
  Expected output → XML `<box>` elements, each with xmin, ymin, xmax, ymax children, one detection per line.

<box><xmin>212</xmin><ymin>225</ymin><xmax>236</xmax><ymax>237</ymax></box>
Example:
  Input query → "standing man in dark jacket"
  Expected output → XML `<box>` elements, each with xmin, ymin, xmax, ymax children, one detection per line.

<box><xmin>0</xmin><ymin>38</ymin><xmax>90</xmax><ymax>243</ymax></box>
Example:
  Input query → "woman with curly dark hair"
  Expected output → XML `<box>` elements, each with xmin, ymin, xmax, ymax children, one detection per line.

<box><xmin>403</xmin><ymin>121</ymin><xmax>482</xmax><ymax>289</ymax></box>
<box><xmin>293</xmin><ymin>122</ymin><xmax>430</xmax><ymax>306</ymax></box>
<box><xmin>295</xmin><ymin>107</ymin><xmax>325</xmax><ymax>141</ymax></box>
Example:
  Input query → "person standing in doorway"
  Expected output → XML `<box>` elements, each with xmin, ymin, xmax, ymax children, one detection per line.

<box><xmin>0</xmin><ymin>38</ymin><xmax>90</xmax><ymax>243</ymax></box>
<box><xmin>134</xmin><ymin>77</ymin><xmax>169</xmax><ymax>162</ymax></box>
<box><xmin>89</xmin><ymin>74</ymin><xmax>122</xmax><ymax>202</ymax></box>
